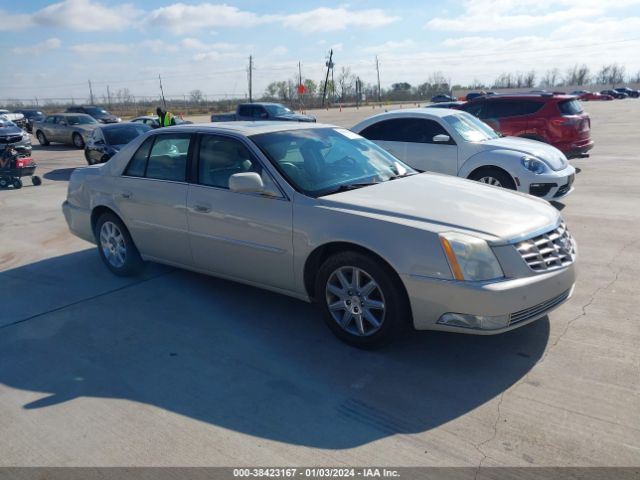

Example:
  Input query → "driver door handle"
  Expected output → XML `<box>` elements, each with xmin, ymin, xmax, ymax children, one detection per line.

<box><xmin>194</xmin><ymin>204</ymin><xmax>211</xmax><ymax>213</ymax></box>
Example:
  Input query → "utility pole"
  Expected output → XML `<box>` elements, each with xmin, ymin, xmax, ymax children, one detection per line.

<box><xmin>106</xmin><ymin>85</ymin><xmax>112</xmax><ymax>108</ymax></box>
<box><xmin>158</xmin><ymin>74</ymin><xmax>166</xmax><ymax>109</ymax></box>
<box><xmin>355</xmin><ymin>76</ymin><xmax>361</xmax><ymax>108</ymax></box>
<box><xmin>88</xmin><ymin>79</ymin><xmax>94</xmax><ymax>104</ymax></box>
<box><xmin>321</xmin><ymin>49</ymin><xmax>334</xmax><ymax>108</ymax></box>
<box><xmin>375</xmin><ymin>56</ymin><xmax>381</xmax><ymax>103</ymax></box>
<box><xmin>248</xmin><ymin>55</ymin><xmax>253</xmax><ymax>103</ymax></box>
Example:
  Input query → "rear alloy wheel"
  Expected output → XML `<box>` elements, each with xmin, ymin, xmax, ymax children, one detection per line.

<box><xmin>36</xmin><ymin>131</ymin><xmax>49</xmax><ymax>146</ymax></box>
<box><xmin>72</xmin><ymin>133</ymin><xmax>85</xmax><ymax>149</ymax></box>
<box><xmin>316</xmin><ymin>251</ymin><xmax>409</xmax><ymax>349</ymax></box>
<box><xmin>470</xmin><ymin>168</ymin><xmax>516</xmax><ymax>190</ymax></box>
<box><xmin>95</xmin><ymin>213</ymin><xmax>144</xmax><ymax>276</ymax></box>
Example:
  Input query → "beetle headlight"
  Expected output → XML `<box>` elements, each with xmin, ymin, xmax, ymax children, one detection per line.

<box><xmin>439</xmin><ymin>232</ymin><xmax>504</xmax><ymax>281</ymax></box>
<box><xmin>521</xmin><ymin>155</ymin><xmax>548</xmax><ymax>174</ymax></box>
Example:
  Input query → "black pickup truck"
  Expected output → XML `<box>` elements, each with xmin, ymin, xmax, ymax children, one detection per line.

<box><xmin>211</xmin><ymin>103</ymin><xmax>316</xmax><ymax>122</ymax></box>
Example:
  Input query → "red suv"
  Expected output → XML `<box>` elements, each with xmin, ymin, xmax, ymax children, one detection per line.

<box><xmin>458</xmin><ymin>94</ymin><xmax>593</xmax><ymax>158</ymax></box>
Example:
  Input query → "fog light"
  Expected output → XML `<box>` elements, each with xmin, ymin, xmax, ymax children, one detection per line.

<box><xmin>437</xmin><ymin>312</ymin><xmax>510</xmax><ymax>330</ymax></box>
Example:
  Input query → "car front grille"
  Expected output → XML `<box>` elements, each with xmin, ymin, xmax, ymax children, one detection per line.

<box><xmin>0</xmin><ymin>135</ymin><xmax>23</xmax><ymax>144</ymax></box>
<box><xmin>509</xmin><ymin>288</ymin><xmax>572</xmax><ymax>326</ymax></box>
<box><xmin>515</xmin><ymin>222</ymin><xmax>576</xmax><ymax>272</ymax></box>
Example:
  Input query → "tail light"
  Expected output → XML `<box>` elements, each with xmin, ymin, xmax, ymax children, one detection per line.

<box><xmin>16</xmin><ymin>157</ymin><xmax>33</xmax><ymax>168</ymax></box>
<box><xmin>551</xmin><ymin>117</ymin><xmax>580</xmax><ymax>127</ymax></box>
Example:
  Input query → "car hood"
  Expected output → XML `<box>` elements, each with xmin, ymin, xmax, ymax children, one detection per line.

<box><xmin>318</xmin><ymin>173</ymin><xmax>559</xmax><ymax>243</ymax></box>
<box><xmin>76</xmin><ymin>124</ymin><xmax>100</xmax><ymax>132</ymax></box>
<box><xmin>0</xmin><ymin>125</ymin><xmax>23</xmax><ymax>136</ymax></box>
<box><xmin>474</xmin><ymin>137</ymin><xmax>568</xmax><ymax>171</ymax></box>
<box><xmin>275</xmin><ymin>113</ymin><xmax>316</xmax><ymax>122</ymax></box>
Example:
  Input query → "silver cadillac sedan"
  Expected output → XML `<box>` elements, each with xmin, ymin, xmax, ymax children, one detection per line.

<box><xmin>63</xmin><ymin>122</ymin><xmax>577</xmax><ymax>348</ymax></box>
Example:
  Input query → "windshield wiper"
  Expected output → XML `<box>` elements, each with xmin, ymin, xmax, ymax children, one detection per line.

<box><xmin>320</xmin><ymin>181</ymin><xmax>379</xmax><ymax>196</ymax></box>
<box><xmin>389</xmin><ymin>172</ymin><xmax>418</xmax><ymax>180</ymax></box>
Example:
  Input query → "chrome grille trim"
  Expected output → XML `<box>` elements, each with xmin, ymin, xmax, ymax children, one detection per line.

<box><xmin>509</xmin><ymin>288</ymin><xmax>572</xmax><ymax>326</ymax></box>
<box><xmin>515</xmin><ymin>221</ymin><xmax>576</xmax><ymax>272</ymax></box>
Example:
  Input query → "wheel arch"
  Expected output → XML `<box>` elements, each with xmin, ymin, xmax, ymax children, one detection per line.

<box><xmin>90</xmin><ymin>205</ymin><xmax>122</xmax><ymax>235</ymax></box>
<box><xmin>303</xmin><ymin>241</ymin><xmax>410</xmax><ymax>308</ymax></box>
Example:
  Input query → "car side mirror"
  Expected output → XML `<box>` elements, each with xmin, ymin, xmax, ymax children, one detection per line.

<box><xmin>433</xmin><ymin>134</ymin><xmax>451</xmax><ymax>143</ymax></box>
<box><xmin>229</xmin><ymin>172</ymin><xmax>265</xmax><ymax>194</ymax></box>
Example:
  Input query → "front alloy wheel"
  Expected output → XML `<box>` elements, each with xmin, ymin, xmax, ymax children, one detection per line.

<box><xmin>326</xmin><ymin>266</ymin><xmax>386</xmax><ymax>337</ymax></box>
<box><xmin>477</xmin><ymin>176</ymin><xmax>503</xmax><ymax>187</ymax></box>
<box><xmin>316</xmin><ymin>251</ymin><xmax>409</xmax><ymax>348</ymax></box>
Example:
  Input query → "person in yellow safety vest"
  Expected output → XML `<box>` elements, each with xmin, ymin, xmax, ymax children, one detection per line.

<box><xmin>156</xmin><ymin>107</ymin><xmax>176</xmax><ymax>127</ymax></box>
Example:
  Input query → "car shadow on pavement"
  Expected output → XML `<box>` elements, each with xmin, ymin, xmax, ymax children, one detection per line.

<box><xmin>44</xmin><ymin>168</ymin><xmax>77</xmax><ymax>181</ymax></box>
<box><xmin>0</xmin><ymin>250</ymin><xmax>550</xmax><ymax>449</ymax></box>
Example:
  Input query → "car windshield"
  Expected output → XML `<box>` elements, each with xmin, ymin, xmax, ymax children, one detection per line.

<box><xmin>85</xmin><ymin>107</ymin><xmax>108</xmax><ymax>116</ymax></box>
<box><xmin>0</xmin><ymin>118</ymin><xmax>16</xmax><ymax>128</ymax></box>
<box><xmin>251</xmin><ymin>127</ymin><xmax>416</xmax><ymax>197</ymax></box>
<box><xmin>68</xmin><ymin>115</ymin><xmax>98</xmax><ymax>125</ymax></box>
<box><xmin>104</xmin><ymin>125</ymin><xmax>150</xmax><ymax>145</ymax></box>
<box><xmin>444</xmin><ymin>112</ymin><xmax>500</xmax><ymax>142</ymax></box>
<box><xmin>265</xmin><ymin>104</ymin><xmax>293</xmax><ymax>116</ymax></box>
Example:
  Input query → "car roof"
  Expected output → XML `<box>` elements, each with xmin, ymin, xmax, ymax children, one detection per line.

<box><xmin>368</xmin><ymin>107</ymin><xmax>464</xmax><ymax>119</ymax></box>
<box><xmin>53</xmin><ymin>112</ymin><xmax>94</xmax><ymax>117</ymax></box>
<box><xmin>99</xmin><ymin>122</ymin><xmax>149</xmax><ymax>130</ymax></box>
<box><xmin>153</xmin><ymin>121</ymin><xmax>334</xmax><ymax>137</ymax></box>
<box><xmin>467</xmin><ymin>93</ymin><xmax>575</xmax><ymax>102</ymax></box>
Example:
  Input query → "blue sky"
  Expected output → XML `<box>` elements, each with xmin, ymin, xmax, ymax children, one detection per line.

<box><xmin>1</xmin><ymin>0</ymin><xmax>639</xmax><ymax>102</ymax></box>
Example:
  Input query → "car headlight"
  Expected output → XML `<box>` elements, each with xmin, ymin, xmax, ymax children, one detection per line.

<box><xmin>22</xmin><ymin>131</ymin><xmax>30</xmax><ymax>140</ymax></box>
<box><xmin>521</xmin><ymin>155</ymin><xmax>548</xmax><ymax>174</ymax></box>
<box><xmin>439</xmin><ymin>232</ymin><xmax>504</xmax><ymax>281</ymax></box>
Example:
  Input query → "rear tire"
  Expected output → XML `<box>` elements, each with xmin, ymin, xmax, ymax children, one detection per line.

<box><xmin>315</xmin><ymin>251</ymin><xmax>409</xmax><ymax>349</ymax></box>
<box><xmin>36</xmin><ymin>131</ymin><xmax>49</xmax><ymax>146</ymax></box>
<box><xmin>31</xmin><ymin>176</ymin><xmax>42</xmax><ymax>186</ymax></box>
<box><xmin>469</xmin><ymin>167</ymin><xmax>516</xmax><ymax>190</ymax></box>
<box><xmin>95</xmin><ymin>212</ymin><xmax>144</xmax><ymax>277</ymax></box>
<box><xmin>13</xmin><ymin>178</ymin><xmax>23</xmax><ymax>189</ymax></box>
<box><xmin>0</xmin><ymin>177</ymin><xmax>9</xmax><ymax>189</ymax></box>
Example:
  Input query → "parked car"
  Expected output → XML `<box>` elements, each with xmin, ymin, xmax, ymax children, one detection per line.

<box><xmin>601</xmin><ymin>89</ymin><xmax>628</xmax><ymax>99</ymax></box>
<box><xmin>614</xmin><ymin>87</ymin><xmax>639</xmax><ymax>98</ymax></box>
<box><xmin>130</xmin><ymin>115</ymin><xmax>193</xmax><ymax>129</ymax></box>
<box><xmin>0</xmin><ymin>110</ymin><xmax>27</xmax><ymax>130</ymax></box>
<box><xmin>465</xmin><ymin>92</ymin><xmax>485</xmax><ymax>101</ymax></box>
<box><xmin>0</xmin><ymin>116</ymin><xmax>32</xmax><ymax>152</ymax></box>
<box><xmin>425</xmin><ymin>101</ymin><xmax>466</xmax><ymax>109</ymax></box>
<box><xmin>211</xmin><ymin>103</ymin><xmax>316</xmax><ymax>122</ymax></box>
<box><xmin>84</xmin><ymin>123</ymin><xmax>151</xmax><ymax>165</ymax></box>
<box><xmin>431</xmin><ymin>94</ymin><xmax>455</xmax><ymax>103</ymax></box>
<box><xmin>66</xmin><ymin>105</ymin><xmax>121</xmax><ymax>123</ymax></box>
<box><xmin>62</xmin><ymin>122</ymin><xmax>576</xmax><ymax>348</ymax></box>
<box><xmin>572</xmin><ymin>91</ymin><xmax>613</xmax><ymax>101</ymax></box>
<box><xmin>352</xmin><ymin>109</ymin><xmax>576</xmax><ymax>200</ymax></box>
<box><xmin>458</xmin><ymin>94</ymin><xmax>593</xmax><ymax>158</ymax></box>
<box><xmin>33</xmin><ymin>113</ymin><xmax>100</xmax><ymax>148</ymax></box>
<box><xmin>13</xmin><ymin>109</ymin><xmax>46</xmax><ymax>133</ymax></box>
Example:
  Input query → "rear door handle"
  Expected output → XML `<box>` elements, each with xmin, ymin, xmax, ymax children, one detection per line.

<box><xmin>121</xmin><ymin>191</ymin><xmax>132</xmax><ymax>199</ymax></box>
<box><xmin>194</xmin><ymin>204</ymin><xmax>211</xmax><ymax>213</ymax></box>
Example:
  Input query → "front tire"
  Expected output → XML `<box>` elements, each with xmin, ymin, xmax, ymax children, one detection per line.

<box><xmin>315</xmin><ymin>251</ymin><xmax>409</xmax><ymax>349</ymax></box>
<box><xmin>36</xmin><ymin>131</ymin><xmax>49</xmax><ymax>146</ymax></box>
<box><xmin>72</xmin><ymin>133</ymin><xmax>85</xmax><ymax>149</ymax></box>
<box><xmin>469</xmin><ymin>167</ymin><xmax>516</xmax><ymax>190</ymax></box>
<box><xmin>95</xmin><ymin>212</ymin><xmax>144</xmax><ymax>276</ymax></box>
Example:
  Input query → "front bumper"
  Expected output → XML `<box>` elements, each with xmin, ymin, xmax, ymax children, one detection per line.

<box><xmin>403</xmin><ymin>262</ymin><xmax>576</xmax><ymax>334</ymax></box>
<box><xmin>518</xmin><ymin>165</ymin><xmax>576</xmax><ymax>200</ymax></box>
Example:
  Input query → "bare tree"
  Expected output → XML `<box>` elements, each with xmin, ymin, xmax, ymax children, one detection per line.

<box><xmin>189</xmin><ymin>89</ymin><xmax>204</xmax><ymax>104</ymax></box>
<box><xmin>564</xmin><ymin>64</ymin><xmax>590</xmax><ymax>86</ymax></box>
<box><xmin>336</xmin><ymin>67</ymin><xmax>355</xmax><ymax>102</ymax></box>
<box><xmin>540</xmin><ymin>68</ymin><xmax>560</xmax><ymax>88</ymax></box>
<box><xmin>609</xmin><ymin>64</ymin><xmax>626</xmax><ymax>87</ymax></box>
<box><xmin>595</xmin><ymin>65</ymin><xmax>611</xmax><ymax>85</ymax></box>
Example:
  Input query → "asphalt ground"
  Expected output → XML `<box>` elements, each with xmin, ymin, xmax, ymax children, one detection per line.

<box><xmin>0</xmin><ymin>101</ymin><xmax>638</xmax><ymax>467</ymax></box>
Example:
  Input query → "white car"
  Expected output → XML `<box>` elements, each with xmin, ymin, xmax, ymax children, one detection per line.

<box><xmin>352</xmin><ymin>109</ymin><xmax>576</xmax><ymax>200</ymax></box>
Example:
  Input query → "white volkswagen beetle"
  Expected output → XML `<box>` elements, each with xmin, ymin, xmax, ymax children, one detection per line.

<box><xmin>352</xmin><ymin>109</ymin><xmax>576</xmax><ymax>200</ymax></box>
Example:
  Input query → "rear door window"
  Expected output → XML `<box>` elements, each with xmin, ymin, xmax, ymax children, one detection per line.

<box><xmin>146</xmin><ymin>135</ymin><xmax>191</xmax><ymax>182</ymax></box>
<box><xmin>484</xmin><ymin>100</ymin><xmax>544</xmax><ymax>118</ymax></box>
<box><xmin>238</xmin><ymin>105</ymin><xmax>252</xmax><ymax>117</ymax></box>
<box><xmin>124</xmin><ymin>136</ymin><xmax>154</xmax><ymax>177</ymax></box>
<box><xmin>359</xmin><ymin>118</ymin><xmax>451</xmax><ymax>144</ymax></box>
